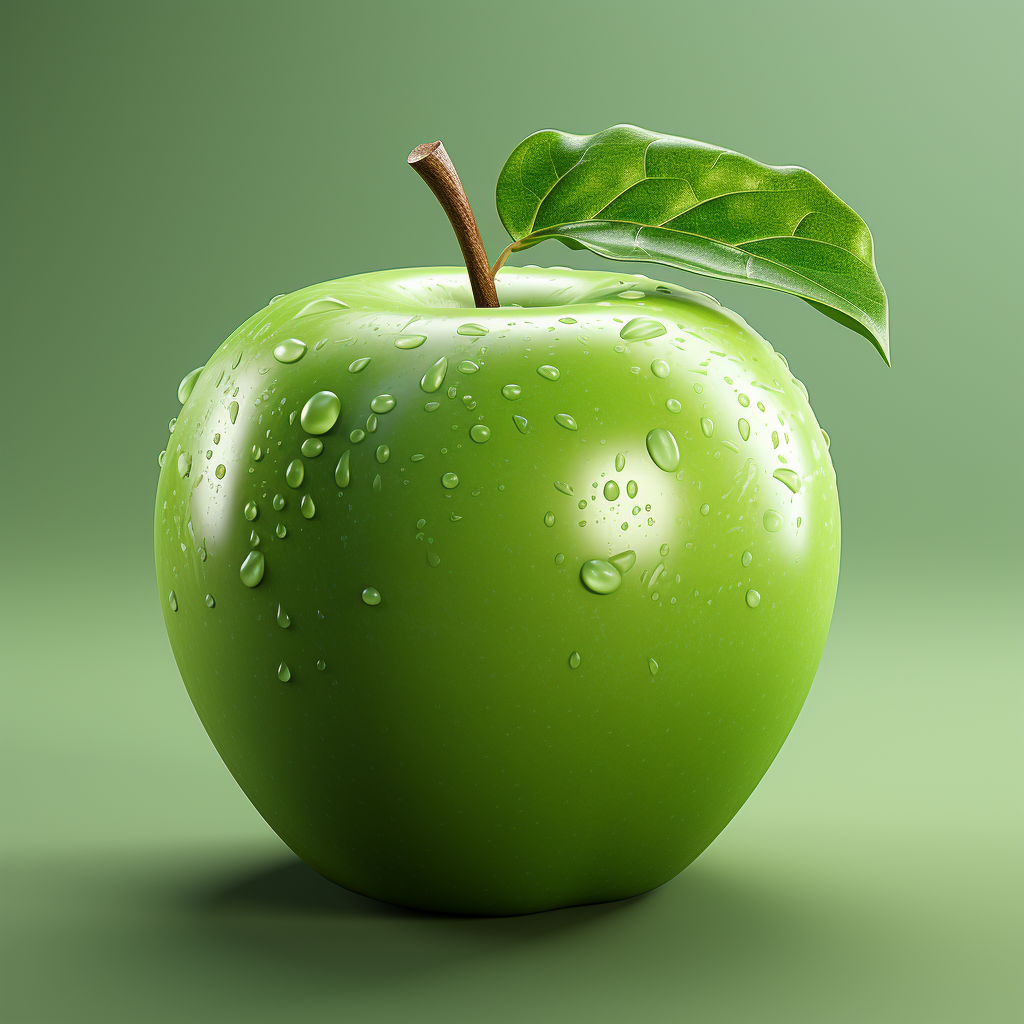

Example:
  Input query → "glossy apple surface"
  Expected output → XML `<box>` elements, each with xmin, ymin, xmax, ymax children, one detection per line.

<box><xmin>155</xmin><ymin>266</ymin><xmax>839</xmax><ymax>914</ymax></box>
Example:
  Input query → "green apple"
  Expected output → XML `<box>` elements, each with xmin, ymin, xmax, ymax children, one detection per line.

<box><xmin>155</xmin><ymin>263</ymin><xmax>838</xmax><ymax>914</ymax></box>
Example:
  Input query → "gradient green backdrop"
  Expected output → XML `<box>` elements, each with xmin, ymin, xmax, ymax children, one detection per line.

<box><xmin>2</xmin><ymin>2</ymin><xmax>1021</xmax><ymax>1021</ymax></box>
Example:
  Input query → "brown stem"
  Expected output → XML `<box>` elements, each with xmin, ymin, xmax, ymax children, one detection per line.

<box><xmin>408</xmin><ymin>141</ymin><xmax>499</xmax><ymax>308</ymax></box>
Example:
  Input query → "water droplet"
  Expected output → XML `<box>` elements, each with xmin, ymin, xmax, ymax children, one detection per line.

<box><xmin>277</xmin><ymin>603</ymin><xmax>291</xmax><ymax>628</ymax></box>
<box><xmin>301</xmin><ymin>438</ymin><xmax>323</xmax><ymax>458</ymax></box>
<box><xmin>228</xmin><ymin>401</ymin><xmax>239</xmax><ymax>423</ymax></box>
<box><xmin>537</xmin><ymin>365</ymin><xmax>560</xmax><ymax>381</ymax></box>
<box><xmin>648</xmin><ymin>658</ymin><xmax>659</xmax><ymax>675</ymax></box>
<box><xmin>513</xmin><ymin>414</ymin><xmax>530</xmax><ymax>433</ymax></box>
<box><xmin>502</xmin><ymin>384</ymin><xmax>522</xmax><ymax>401</ymax></box>
<box><xmin>285</xmin><ymin>460</ymin><xmax>304</xmax><ymax>488</ymax></box>
<box><xmin>773</xmin><ymin>468</ymin><xmax>801</xmax><ymax>493</ymax></box>
<box><xmin>215</xmin><ymin>464</ymin><xmax>226</xmax><ymax>479</ymax></box>
<box><xmin>700</xmin><ymin>417</ymin><xmax>714</xmax><ymax>438</ymax></box>
<box><xmin>276</xmin><ymin>523</ymin><xmax>287</xmax><ymax>538</ymax></box>
<box><xmin>244</xmin><ymin>501</ymin><xmax>259</xmax><ymax>521</ymax></box>
<box><xmin>470</xmin><ymin>424</ymin><xmax>491</xmax><ymax>443</ymax></box>
<box><xmin>457</xmin><ymin>323</ymin><xmax>488</xmax><ymax>336</ymax></box>
<box><xmin>554</xmin><ymin>553</ymin><xmax>565</xmax><ymax>564</ymax></box>
<box><xmin>420</xmin><ymin>356</ymin><xmax>448</xmax><ymax>393</ymax></box>
<box><xmin>249</xmin><ymin>529</ymin><xmax>260</xmax><ymax>547</ymax></box>
<box><xmin>457</xmin><ymin>360</ymin><xmax>479</xmax><ymax>374</ymax></box>
<box><xmin>177</xmin><ymin>452</ymin><xmax>192</xmax><ymax>478</ymax></box>
<box><xmin>559</xmin><ymin>317</ymin><xmax>577</xmax><ymax>325</ymax></box>
<box><xmin>376</xmin><ymin>444</ymin><xmax>390</xmax><ymax>464</ymax></box>
<box><xmin>821</xmin><ymin>429</ymin><xmax>831</xmax><ymax>448</ymax></box>
<box><xmin>411</xmin><ymin>454</ymin><xmax>425</xmax><ymax>462</ymax></box>
<box><xmin>580</xmin><ymin>559</ymin><xmax>622</xmax><ymax>595</ymax></box>
<box><xmin>554</xmin><ymin>413</ymin><xmax>577</xmax><ymax>430</ymax></box>
<box><xmin>300</xmin><ymin>494</ymin><xmax>315</xmax><ymax>518</ymax></box>
<box><xmin>543</xmin><ymin>511</ymin><xmax>556</xmax><ymax>527</ymax></box>
<box><xmin>157</xmin><ymin>450</ymin><xmax>166</xmax><ymax>467</ymax></box>
<box><xmin>651</xmin><ymin>359</ymin><xmax>670</xmax><ymax>378</ymax></box>
<box><xmin>608</xmin><ymin>549</ymin><xmax>635</xmax><ymax>573</ymax></box>
<box><xmin>296</xmin><ymin>297</ymin><xmax>347</xmax><ymax>316</ymax></box>
<box><xmin>554</xmin><ymin>480</ymin><xmax>574</xmax><ymax>496</ymax></box>
<box><xmin>666</xmin><ymin>399</ymin><xmax>682</xmax><ymax>414</ymax></box>
<box><xmin>349</xmin><ymin>357</ymin><xmax>371</xmax><ymax>372</ymax></box>
<box><xmin>660</xmin><ymin>544</ymin><xmax>670</xmax><ymax>556</ymax></box>
<box><xmin>440</xmin><ymin>472</ymin><xmax>459</xmax><ymax>489</ymax></box>
<box><xmin>178</xmin><ymin>367</ymin><xmax>203</xmax><ymax>404</ymax></box>
<box><xmin>742</xmin><ymin>550</ymin><xmax>753</xmax><ymax>567</ymax></box>
<box><xmin>700</xmin><ymin>503</ymin><xmax>710</xmax><ymax>516</ymax></box>
<box><xmin>646</xmin><ymin>428</ymin><xmax>680</xmax><ymax>472</ymax></box>
<box><xmin>569</xmin><ymin>651</ymin><xmax>581</xmax><ymax>668</ymax></box>
<box><xmin>168</xmin><ymin>417</ymin><xmax>177</xmax><ymax>434</ymax></box>
<box><xmin>168</xmin><ymin>591</ymin><xmax>178</xmax><ymax>611</ymax></box>
<box><xmin>300</xmin><ymin>391</ymin><xmax>341</xmax><ymax>434</ymax></box>
<box><xmin>277</xmin><ymin>662</ymin><xmax>292</xmax><ymax>682</ymax></box>
<box><xmin>370</xmin><ymin>394</ymin><xmax>396</xmax><ymax>414</ymax></box>
<box><xmin>614</xmin><ymin>453</ymin><xmax>626</xmax><ymax>473</ymax></box>
<box><xmin>361</xmin><ymin>587</ymin><xmax>381</xmax><ymax>605</ymax></box>
<box><xmin>745</xmin><ymin>589</ymin><xmax>761</xmax><ymax>608</ymax></box>
<box><xmin>738</xmin><ymin>418</ymin><xmax>750</xmax><ymax>441</ymax></box>
<box><xmin>272</xmin><ymin>494</ymin><xmax>286</xmax><ymax>511</ymax></box>
<box><xmin>620</xmin><ymin>318</ymin><xmax>666</xmax><ymax>341</ymax></box>
<box><xmin>205</xmin><ymin>594</ymin><xmax>215</xmax><ymax>608</ymax></box>
<box><xmin>350</xmin><ymin>428</ymin><xmax>366</xmax><ymax>443</ymax></box>
<box><xmin>335</xmin><ymin>451</ymin><xmax>351</xmax><ymax>487</ymax></box>
<box><xmin>603</xmin><ymin>480</ymin><xmax>619</xmax><ymax>501</ymax></box>
<box><xmin>763</xmin><ymin>509</ymin><xmax>783</xmax><ymax>533</ymax></box>
<box><xmin>619</xmin><ymin>289</ymin><xmax>646</xmax><ymax>299</ymax></box>
<box><xmin>626</xmin><ymin>480</ymin><xmax>638</xmax><ymax>498</ymax></box>
<box><xmin>738</xmin><ymin>394</ymin><xmax>750</xmax><ymax>408</ymax></box>
<box><xmin>251</xmin><ymin>444</ymin><xmax>263</xmax><ymax>462</ymax></box>
<box><xmin>395</xmin><ymin>334</ymin><xmax>426</xmax><ymax>349</ymax></box>
<box><xmin>239</xmin><ymin>550</ymin><xmax>265</xmax><ymax>587</ymax></box>
<box><xmin>273</xmin><ymin>338</ymin><xmax>307</xmax><ymax>364</ymax></box>
<box><xmin>316</xmin><ymin>659</ymin><xmax>326</xmax><ymax>671</ymax></box>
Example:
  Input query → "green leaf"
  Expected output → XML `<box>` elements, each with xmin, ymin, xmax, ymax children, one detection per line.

<box><xmin>495</xmin><ymin>125</ymin><xmax>889</xmax><ymax>363</ymax></box>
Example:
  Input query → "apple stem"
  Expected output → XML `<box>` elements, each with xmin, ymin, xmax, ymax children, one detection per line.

<box><xmin>408</xmin><ymin>142</ymin><xmax>500</xmax><ymax>308</ymax></box>
<box><xmin>490</xmin><ymin>241</ymin><xmax>516</xmax><ymax>278</ymax></box>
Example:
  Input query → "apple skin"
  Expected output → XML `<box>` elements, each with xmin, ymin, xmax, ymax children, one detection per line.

<box><xmin>155</xmin><ymin>266</ymin><xmax>838</xmax><ymax>915</ymax></box>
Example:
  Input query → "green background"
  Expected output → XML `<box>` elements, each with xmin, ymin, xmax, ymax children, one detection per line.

<box><xmin>2</xmin><ymin>1</ymin><xmax>1020</xmax><ymax>1021</ymax></box>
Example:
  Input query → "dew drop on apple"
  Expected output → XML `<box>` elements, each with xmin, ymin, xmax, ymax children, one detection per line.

<box><xmin>620</xmin><ymin>318</ymin><xmax>666</xmax><ymax>342</ymax></box>
<box><xmin>742</xmin><ymin>550</ymin><xmax>753</xmax><ymax>567</ymax></box>
<box><xmin>700</xmin><ymin>417</ymin><xmax>714</xmax><ymax>438</ymax></box>
<box><xmin>205</xmin><ymin>594</ymin><xmax>215</xmax><ymax>608</ymax></box>
<box><xmin>376</xmin><ymin>444</ymin><xmax>390</xmax><ymax>464</ymax></box>
<box><xmin>244</xmin><ymin>501</ymin><xmax>258</xmax><ymax>521</ymax></box>
<box><xmin>604</xmin><ymin>480</ymin><xmax>620</xmax><ymax>501</ymax></box>
<box><xmin>370</xmin><ymin>394</ymin><xmax>396</xmax><ymax>414</ymax></box>
<box><xmin>569</xmin><ymin>651</ymin><xmax>581</xmax><ymax>669</ymax></box>
<box><xmin>300</xmin><ymin>391</ymin><xmax>341</xmax><ymax>434</ymax></box>
<box><xmin>821</xmin><ymin>429</ymin><xmax>831</xmax><ymax>448</ymax></box>
<box><xmin>559</xmin><ymin>317</ymin><xmax>577</xmax><ymax>325</ymax></box>
<box><xmin>350</xmin><ymin>428</ymin><xmax>366</xmax><ymax>443</ymax></box>
<box><xmin>215</xmin><ymin>464</ymin><xmax>225</xmax><ymax>479</ymax></box>
<box><xmin>745</xmin><ymin>589</ymin><xmax>761</xmax><ymax>608</ymax></box>
<box><xmin>457</xmin><ymin>323</ymin><xmax>488</xmax><ymax>336</ymax></box>
<box><xmin>773</xmin><ymin>468</ymin><xmax>801</xmax><ymax>493</ymax></box>
<box><xmin>651</xmin><ymin>359</ymin><xmax>670</xmax><ymax>379</ymax></box>
<box><xmin>738</xmin><ymin>394</ymin><xmax>750</xmax><ymax>408</ymax></box>
<box><xmin>229</xmin><ymin>401</ymin><xmax>239</xmax><ymax>423</ymax></box>
<box><xmin>249</xmin><ymin>529</ymin><xmax>260</xmax><ymax>547</ymax></box>
<box><xmin>666</xmin><ymin>399</ymin><xmax>681</xmax><ymax>413</ymax></box>
<box><xmin>427</xmin><ymin>551</ymin><xmax>441</xmax><ymax>567</ymax></box>
<box><xmin>700</xmin><ymin>503</ymin><xmax>710</xmax><ymax>516</ymax></box>
<box><xmin>544</xmin><ymin>511</ymin><xmax>556</xmax><ymax>527</ymax></box>
<box><xmin>470</xmin><ymin>424</ymin><xmax>490</xmax><ymax>443</ymax></box>
<box><xmin>335</xmin><ymin>451</ymin><xmax>351</xmax><ymax>487</ymax></box>
<box><xmin>177</xmin><ymin>452</ymin><xmax>192</xmax><ymax>478</ymax></box>
<box><xmin>420</xmin><ymin>357</ymin><xmax>448</xmax><ymax>393</ymax></box>
<box><xmin>273</xmin><ymin>494</ymin><xmax>286</xmax><ymax>511</ymax></box>
<box><xmin>648</xmin><ymin>658</ymin><xmax>659</xmax><ymax>675</ymax></box>
<box><xmin>301</xmin><ymin>438</ymin><xmax>323</xmax><ymax>458</ymax></box>
<box><xmin>554</xmin><ymin>553</ymin><xmax>565</xmax><ymax>565</ymax></box>
<box><xmin>615</xmin><ymin>453</ymin><xmax>626</xmax><ymax>472</ymax></box>
<box><xmin>273</xmin><ymin>339</ymin><xmax>307</xmax><ymax>364</ymax></box>
<box><xmin>441</xmin><ymin>472</ymin><xmax>459</xmax><ymax>489</ymax></box>
<box><xmin>554</xmin><ymin>480</ymin><xmax>574</xmax><ymax>496</ymax></box>
<box><xmin>763</xmin><ymin>510</ymin><xmax>784</xmax><ymax>533</ymax></box>
<box><xmin>608</xmin><ymin>549</ymin><xmax>635</xmax><ymax>574</ymax></box>
<box><xmin>513</xmin><ymin>414</ymin><xmax>529</xmax><ymax>433</ymax></box>
<box><xmin>738</xmin><ymin>418</ymin><xmax>750</xmax><ymax>442</ymax></box>
<box><xmin>178</xmin><ymin>367</ymin><xmax>203</xmax><ymax>404</ymax></box>
<box><xmin>580</xmin><ymin>559</ymin><xmax>622</xmax><ymax>595</ymax></box>
<box><xmin>537</xmin><ymin>365</ymin><xmax>560</xmax><ymax>381</ymax></box>
<box><xmin>239</xmin><ymin>550</ymin><xmax>264</xmax><ymax>587</ymax></box>
<box><xmin>349</xmin><ymin>357</ymin><xmax>371</xmax><ymax>372</ymax></box>
<box><xmin>277</xmin><ymin>603</ymin><xmax>291</xmax><ymax>628</ymax></box>
<box><xmin>316</xmin><ymin>660</ymin><xmax>326</xmax><ymax>671</ymax></box>
<box><xmin>361</xmin><ymin>587</ymin><xmax>381</xmax><ymax>606</ymax></box>
<box><xmin>502</xmin><ymin>384</ymin><xmax>522</xmax><ymax>401</ymax></box>
<box><xmin>275</xmin><ymin>524</ymin><xmax>287</xmax><ymax>538</ymax></box>
<box><xmin>626</xmin><ymin>480</ymin><xmax>638</xmax><ymax>498</ymax></box>
<box><xmin>296</xmin><ymin>297</ymin><xmax>347</xmax><ymax>316</ymax></box>
<box><xmin>300</xmin><ymin>494</ymin><xmax>315</xmax><ymax>518</ymax></box>
<box><xmin>251</xmin><ymin>444</ymin><xmax>263</xmax><ymax>462</ymax></box>
<box><xmin>646</xmin><ymin>428</ymin><xmax>680</xmax><ymax>472</ymax></box>
<box><xmin>285</xmin><ymin>460</ymin><xmax>304</xmax><ymax>488</ymax></box>
<box><xmin>168</xmin><ymin>591</ymin><xmax>178</xmax><ymax>611</ymax></box>
<box><xmin>395</xmin><ymin>335</ymin><xmax>426</xmax><ymax>349</ymax></box>
<box><xmin>619</xmin><ymin>290</ymin><xmax>645</xmax><ymax>299</ymax></box>
<box><xmin>554</xmin><ymin>413</ymin><xmax>577</xmax><ymax>430</ymax></box>
<box><xmin>660</xmin><ymin>544</ymin><xmax>670</xmax><ymax>556</ymax></box>
<box><xmin>277</xmin><ymin>662</ymin><xmax>291</xmax><ymax>682</ymax></box>
<box><xmin>457</xmin><ymin>360</ymin><xmax>479</xmax><ymax>375</ymax></box>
